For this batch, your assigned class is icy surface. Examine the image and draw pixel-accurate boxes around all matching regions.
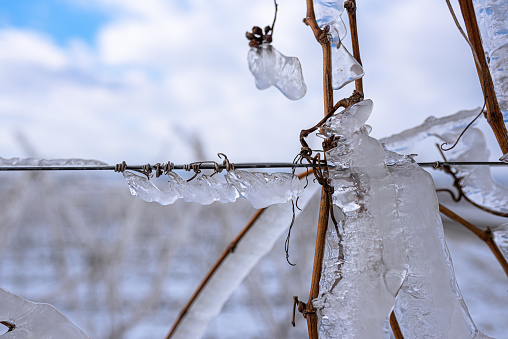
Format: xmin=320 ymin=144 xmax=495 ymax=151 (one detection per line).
xmin=171 ymin=183 xmax=321 ymax=339
xmin=492 ymin=223 xmax=508 ymax=262
xmin=437 ymin=127 xmax=508 ymax=213
xmin=313 ymin=0 xmax=347 ymax=42
xmin=123 ymin=170 xmax=303 ymax=209
xmin=314 ymin=99 xmax=408 ymax=338
xmin=0 ymin=287 xmax=90 ymax=339
xmin=500 ymin=152 xmax=508 ymax=163
xmin=380 ymin=108 xmax=480 ymax=151
xmin=473 ymin=0 xmax=508 ymax=120
xmin=331 ymin=42 xmax=364 ymax=90
xmin=0 ymin=157 xmax=107 ymax=166
xmin=386 ymin=152 xmax=491 ymax=339
xmin=247 ymin=44 xmax=307 ymax=100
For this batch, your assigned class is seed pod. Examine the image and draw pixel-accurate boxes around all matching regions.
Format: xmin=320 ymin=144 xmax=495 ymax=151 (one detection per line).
xmin=246 ymin=32 xmax=254 ymax=40
xmin=249 ymin=40 xmax=260 ymax=48
xmin=263 ymin=35 xmax=272 ymax=43
xmin=264 ymin=26 xmax=271 ymax=34
xmin=252 ymin=26 xmax=263 ymax=36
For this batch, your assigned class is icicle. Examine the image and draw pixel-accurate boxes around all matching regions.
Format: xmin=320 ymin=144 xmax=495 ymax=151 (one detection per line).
xmin=380 ymin=108 xmax=480 ymax=152
xmin=472 ymin=0 xmax=508 ymax=121
xmin=438 ymin=127 xmax=508 ymax=214
xmin=492 ymin=223 xmax=508 ymax=262
xmin=387 ymin=151 xmax=493 ymax=339
xmin=0 ymin=287 xmax=90 ymax=338
xmin=331 ymin=42 xmax=364 ymax=90
xmin=247 ymin=44 xmax=307 ymax=100
xmin=314 ymin=99 xmax=409 ymax=338
xmin=171 ymin=183 xmax=321 ymax=339
xmin=0 ymin=157 xmax=107 ymax=166
xmin=123 ymin=170 xmax=303 ymax=208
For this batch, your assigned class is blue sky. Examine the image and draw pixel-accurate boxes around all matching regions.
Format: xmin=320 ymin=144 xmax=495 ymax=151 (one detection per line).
xmin=0 ymin=0 xmax=108 ymax=45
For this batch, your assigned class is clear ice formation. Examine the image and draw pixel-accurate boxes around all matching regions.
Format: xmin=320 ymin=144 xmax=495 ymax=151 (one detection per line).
xmin=247 ymin=44 xmax=307 ymax=100
xmin=314 ymin=99 xmax=489 ymax=338
xmin=314 ymin=99 xmax=409 ymax=338
xmin=0 ymin=157 xmax=107 ymax=166
xmin=437 ymin=127 xmax=508 ymax=214
xmin=500 ymin=152 xmax=508 ymax=163
xmin=492 ymin=223 xmax=508 ymax=263
xmin=473 ymin=0 xmax=508 ymax=121
xmin=313 ymin=0 xmax=347 ymax=42
xmin=171 ymin=183 xmax=321 ymax=339
xmin=123 ymin=169 xmax=304 ymax=209
xmin=380 ymin=107 xmax=481 ymax=152
xmin=0 ymin=287 xmax=90 ymax=339
xmin=386 ymin=151 xmax=492 ymax=339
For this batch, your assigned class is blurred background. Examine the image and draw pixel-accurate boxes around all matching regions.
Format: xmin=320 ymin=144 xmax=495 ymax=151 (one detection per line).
xmin=0 ymin=0 xmax=507 ymax=338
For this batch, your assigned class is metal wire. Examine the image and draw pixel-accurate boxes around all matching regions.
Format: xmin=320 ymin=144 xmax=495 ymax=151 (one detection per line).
xmin=0 ymin=161 xmax=506 ymax=172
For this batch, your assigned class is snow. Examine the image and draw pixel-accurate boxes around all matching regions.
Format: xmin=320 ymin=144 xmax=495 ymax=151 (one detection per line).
xmin=123 ymin=169 xmax=304 ymax=209
xmin=247 ymin=44 xmax=307 ymax=100
xmin=0 ymin=287 xmax=90 ymax=339
xmin=473 ymin=0 xmax=508 ymax=121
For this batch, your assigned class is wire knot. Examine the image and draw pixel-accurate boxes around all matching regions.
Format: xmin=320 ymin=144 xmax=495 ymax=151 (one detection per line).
xmin=114 ymin=161 xmax=127 ymax=173
xmin=218 ymin=153 xmax=235 ymax=171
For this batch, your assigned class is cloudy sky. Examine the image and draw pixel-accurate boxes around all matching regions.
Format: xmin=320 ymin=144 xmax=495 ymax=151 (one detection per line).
xmin=0 ymin=0 xmax=494 ymax=165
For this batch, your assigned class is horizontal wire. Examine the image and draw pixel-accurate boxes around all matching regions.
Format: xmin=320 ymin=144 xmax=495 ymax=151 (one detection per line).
xmin=0 ymin=161 xmax=506 ymax=172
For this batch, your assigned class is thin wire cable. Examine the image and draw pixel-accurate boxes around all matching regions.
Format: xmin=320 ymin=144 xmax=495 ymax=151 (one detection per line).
xmin=0 ymin=161 xmax=506 ymax=172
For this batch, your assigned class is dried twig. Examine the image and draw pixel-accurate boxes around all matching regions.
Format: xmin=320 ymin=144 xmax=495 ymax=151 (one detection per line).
xmin=457 ymin=0 xmax=508 ymax=154
xmin=439 ymin=204 xmax=508 ymax=278
xmin=390 ymin=312 xmax=405 ymax=339
xmin=344 ymin=0 xmax=363 ymax=94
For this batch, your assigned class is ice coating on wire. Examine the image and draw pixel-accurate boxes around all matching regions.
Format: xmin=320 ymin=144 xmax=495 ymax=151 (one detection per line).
xmin=247 ymin=44 xmax=307 ymax=100
xmin=314 ymin=99 xmax=409 ymax=338
xmin=473 ymin=0 xmax=508 ymax=121
xmin=0 ymin=287 xmax=90 ymax=339
xmin=0 ymin=157 xmax=107 ymax=166
xmin=170 ymin=184 xmax=321 ymax=339
xmin=437 ymin=127 xmax=508 ymax=214
xmin=123 ymin=169 xmax=303 ymax=209
xmin=386 ymin=151 xmax=492 ymax=339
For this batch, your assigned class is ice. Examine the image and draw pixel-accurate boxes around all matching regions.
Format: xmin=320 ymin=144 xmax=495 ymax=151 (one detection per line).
xmin=387 ymin=152 xmax=492 ymax=339
xmin=380 ymin=108 xmax=481 ymax=151
xmin=170 ymin=183 xmax=321 ymax=339
xmin=313 ymin=0 xmax=347 ymax=42
xmin=0 ymin=287 xmax=90 ymax=338
xmin=331 ymin=42 xmax=364 ymax=90
xmin=0 ymin=157 xmax=107 ymax=166
xmin=500 ymin=152 xmax=508 ymax=162
xmin=472 ymin=0 xmax=508 ymax=120
xmin=492 ymin=223 xmax=508 ymax=262
xmin=123 ymin=170 xmax=303 ymax=209
xmin=437 ymin=127 xmax=508 ymax=213
xmin=247 ymin=44 xmax=307 ymax=100
xmin=314 ymin=100 xmax=409 ymax=338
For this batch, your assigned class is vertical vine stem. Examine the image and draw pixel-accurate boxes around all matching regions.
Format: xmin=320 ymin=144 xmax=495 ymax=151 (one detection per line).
xmin=344 ymin=0 xmax=363 ymax=94
xmin=457 ymin=0 xmax=508 ymax=154
xmin=439 ymin=204 xmax=508 ymax=278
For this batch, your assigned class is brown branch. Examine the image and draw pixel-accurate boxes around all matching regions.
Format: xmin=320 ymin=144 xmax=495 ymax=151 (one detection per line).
xmin=439 ymin=204 xmax=508 ymax=278
xmin=165 ymin=170 xmax=313 ymax=339
xmin=390 ymin=312 xmax=404 ymax=339
xmin=305 ymin=188 xmax=330 ymax=339
xmin=344 ymin=0 xmax=363 ymax=94
xmin=457 ymin=0 xmax=508 ymax=154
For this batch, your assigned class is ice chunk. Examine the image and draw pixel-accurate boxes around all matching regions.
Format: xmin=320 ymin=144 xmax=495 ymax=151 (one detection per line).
xmin=438 ymin=127 xmax=508 ymax=213
xmin=331 ymin=42 xmax=364 ymax=90
xmin=500 ymin=152 xmax=508 ymax=163
xmin=247 ymin=44 xmax=307 ymax=100
xmin=380 ymin=108 xmax=481 ymax=152
xmin=0 ymin=157 xmax=107 ymax=166
xmin=225 ymin=170 xmax=303 ymax=209
xmin=0 ymin=287 xmax=90 ymax=338
xmin=313 ymin=0 xmax=347 ymax=42
xmin=492 ymin=223 xmax=508 ymax=262
xmin=472 ymin=0 xmax=508 ymax=120
xmin=123 ymin=170 xmax=303 ymax=208
xmin=388 ymin=153 xmax=492 ymax=339
xmin=314 ymin=100 xmax=408 ymax=338
xmin=170 ymin=183 xmax=321 ymax=339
